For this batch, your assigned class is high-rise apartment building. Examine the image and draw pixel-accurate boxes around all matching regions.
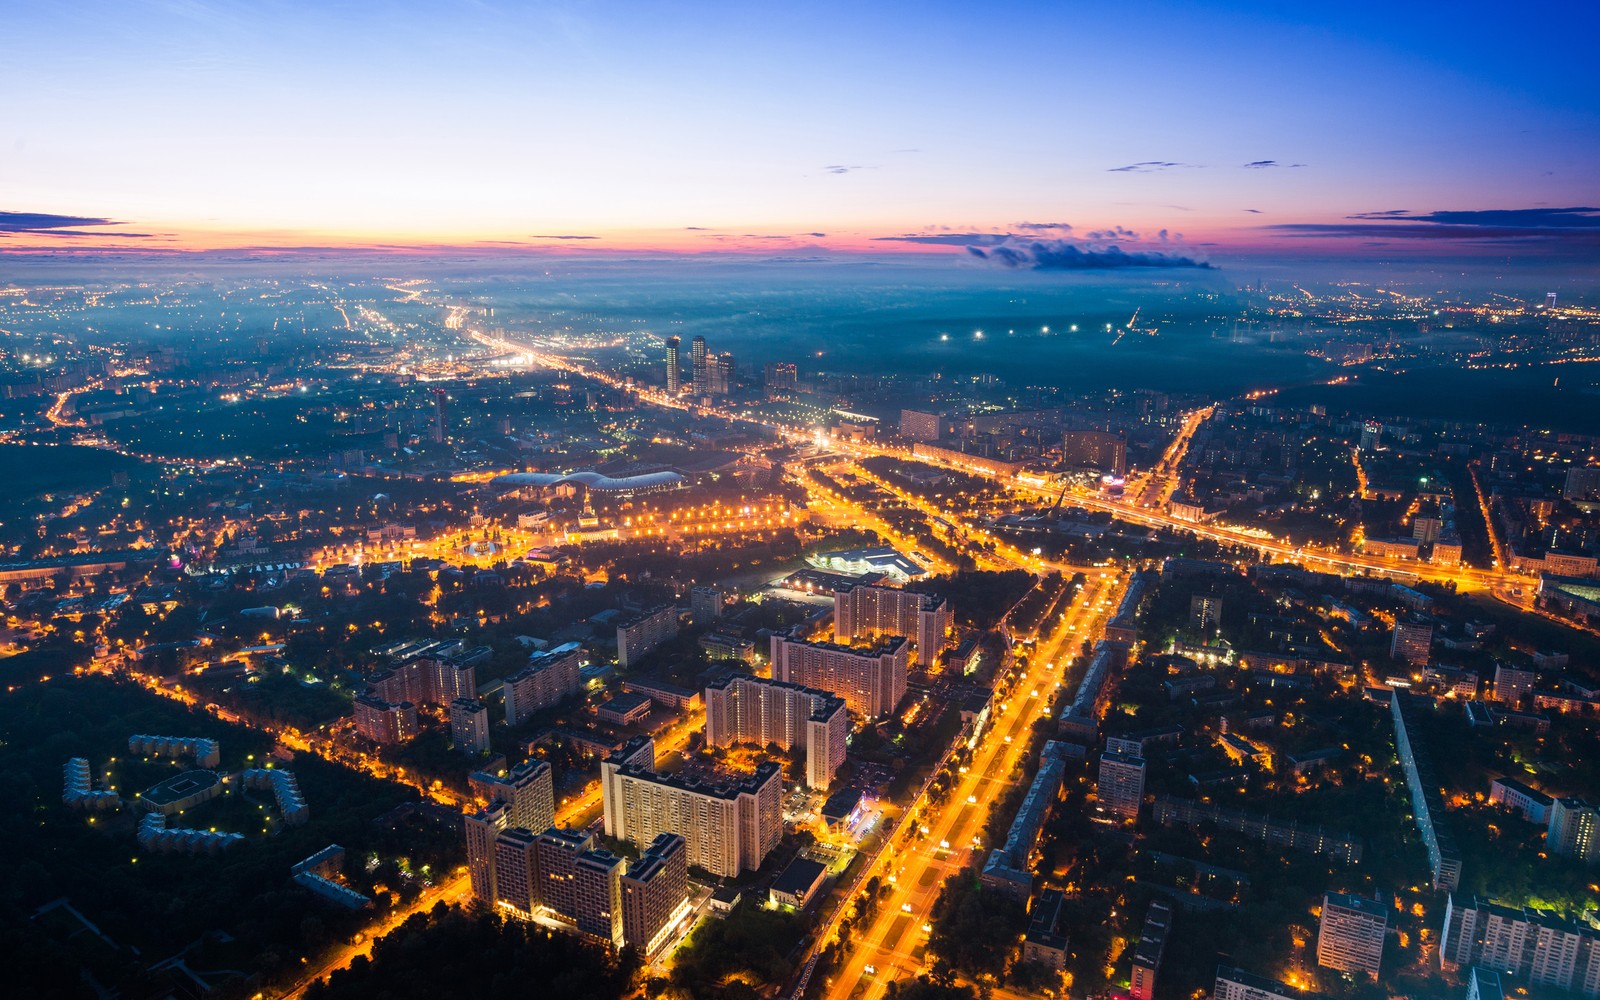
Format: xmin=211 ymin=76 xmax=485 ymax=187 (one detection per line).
xmin=601 ymin=738 xmax=781 ymax=878
xmin=620 ymin=833 xmax=690 ymax=957
xmin=533 ymin=827 xmax=625 ymax=948
xmin=690 ymin=336 xmax=709 ymax=396
xmin=493 ymin=825 xmax=540 ymax=914
xmin=705 ymin=675 xmax=847 ymax=789
xmin=1391 ymin=619 xmax=1434 ymax=665
xmin=1129 ymin=900 xmax=1173 ymax=1000
xmin=1061 ymin=429 xmax=1127 ymax=475
xmin=1441 ymin=894 xmax=1600 ymax=996
xmin=690 ymin=585 xmax=725 ymax=624
xmin=832 ymin=582 xmax=952 ymax=668
xmin=1190 ymin=593 xmax=1223 ymax=632
xmin=665 ymin=336 xmax=682 ymax=394
xmin=770 ymin=632 xmax=908 ymax=719
xmin=1547 ymin=797 xmax=1600 ymax=863
xmin=367 ymin=648 xmax=478 ymax=707
xmin=352 ymin=694 xmax=418 ymax=744
xmin=465 ymin=799 xmax=510 ymax=903
xmin=449 ymin=697 xmax=490 ymax=754
xmin=899 ymin=408 xmax=941 ymax=442
xmin=1493 ymin=663 xmax=1536 ymax=706
xmin=504 ymin=643 xmax=583 ymax=724
xmin=1096 ymin=750 xmax=1146 ymax=820
xmin=1317 ymin=891 xmax=1388 ymax=979
xmin=616 ymin=604 xmax=678 ymax=669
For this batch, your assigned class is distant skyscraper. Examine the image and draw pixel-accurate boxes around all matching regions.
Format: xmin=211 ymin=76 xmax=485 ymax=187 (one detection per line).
xmin=1360 ymin=421 xmax=1383 ymax=452
xmin=1546 ymin=292 xmax=1558 ymax=310
xmin=665 ymin=337 xmax=682 ymax=393
xmin=690 ymin=335 xmax=709 ymax=395
xmin=709 ymin=352 xmax=734 ymax=395
xmin=764 ymin=361 xmax=797 ymax=394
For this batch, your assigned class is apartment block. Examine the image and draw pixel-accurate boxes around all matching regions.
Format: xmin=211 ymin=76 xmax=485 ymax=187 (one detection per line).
xmin=832 ymin=582 xmax=952 ymax=667
xmin=617 ymin=604 xmax=679 ymax=668
xmin=449 ymin=697 xmax=490 ymax=754
xmin=620 ymin=833 xmax=690 ymax=957
xmin=705 ymin=674 xmax=848 ymax=789
xmin=1096 ymin=750 xmax=1146 ymax=820
xmin=352 ymin=694 xmax=418 ymax=744
xmin=504 ymin=643 xmax=583 ymax=725
xmin=601 ymin=738 xmax=781 ymax=878
xmin=770 ymin=632 xmax=908 ymax=719
xmin=1317 ymin=891 xmax=1388 ymax=979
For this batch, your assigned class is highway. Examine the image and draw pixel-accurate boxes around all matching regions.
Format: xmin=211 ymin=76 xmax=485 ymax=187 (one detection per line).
xmin=813 ymin=569 xmax=1126 ymax=1000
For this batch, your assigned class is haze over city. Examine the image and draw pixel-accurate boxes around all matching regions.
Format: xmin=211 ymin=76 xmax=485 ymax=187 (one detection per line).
xmin=3 ymin=5 xmax=1600 ymax=1000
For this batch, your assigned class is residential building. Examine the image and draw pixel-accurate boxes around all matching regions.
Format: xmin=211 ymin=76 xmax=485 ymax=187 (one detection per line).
xmin=1317 ymin=891 xmax=1388 ymax=979
xmin=601 ymin=738 xmax=781 ymax=878
xmin=899 ymin=409 xmax=941 ymax=442
xmin=690 ymin=585 xmax=725 ymax=624
xmin=1190 ymin=593 xmax=1223 ymax=632
xmin=1440 ymin=895 xmax=1600 ymax=996
xmin=503 ymin=643 xmax=583 ymax=724
xmin=465 ymin=800 xmax=510 ymax=904
xmin=1391 ymin=619 xmax=1435 ymax=664
xmin=597 ymin=692 xmax=652 ymax=726
xmin=980 ymin=741 xmax=1072 ymax=901
xmin=493 ymin=826 xmax=541 ymax=915
xmin=1547 ymin=797 xmax=1600 ymax=863
xmin=616 ymin=604 xmax=678 ymax=669
xmin=620 ymin=833 xmax=690 ymax=957
xmin=352 ymin=694 xmax=417 ymax=744
xmin=1096 ymin=750 xmax=1146 ymax=820
xmin=1489 ymin=777 xmax=1552 ymax=824
xmin=450 ymin=697 xmax=490 ymax=754
xmin=1493 ymin=663 xmax=1536 ymax=706
xmin=1129 ymin=900 xmax=1173 ymax=1000
xmin=832 ymin=581 xmax=952 ymax=667
xmin=1214 ymin=966 xmax=1333 ymax=1000
xmin=705 ymin=674 xmax=848 ymax=789
xmin=1022 ymin=887 xmax=1070 ymax=971
xmin=770 ymin=632 xmax=908 ymax=719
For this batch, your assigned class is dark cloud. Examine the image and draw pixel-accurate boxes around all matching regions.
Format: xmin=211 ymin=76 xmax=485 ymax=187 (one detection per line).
xmin=805 ymin=232 xmax=827 ymax=238
xmin=1243 ymin=208 xmax=1264 ymax=214
xmin=684 ymin=226 xmax=711 ymax=231
xmin=0 ymin=210 xmax=117 ymax=232
xmin=966 ymin=240 xmax=1212 ymax=271
xmin=1346 ymin=207 xmax=1600 ymax=228
xmin=528 ymin=234 xmax=600 ymax=240
xmin=1267 ymin=206 xmax=1600 ymax=249
xmin=823 ymin=165 xmax=864 ymax=174
xmin=1013 ymin=221 xmax=1073 ymax=231
xmin=1084 ymin=226 xmax=1139 ymax=241
xmin=0 ymin=210 xmax=157 ymax=238
xmin=1243 ymin=160 xmax=1305 ymax=169
xmin=1107 ymin=161 xmax=1188 ymax=173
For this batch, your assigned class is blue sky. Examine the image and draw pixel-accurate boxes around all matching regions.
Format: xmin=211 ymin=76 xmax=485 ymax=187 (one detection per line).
xmin=3 ymin=1 xmax=1596 ymax=258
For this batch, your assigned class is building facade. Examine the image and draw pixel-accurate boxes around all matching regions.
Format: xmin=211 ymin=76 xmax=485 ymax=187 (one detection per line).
xmin=832 ymin=582 xmax=952 ymax=668
xmin=1097 ymin=750 xmax=1146 ymax=820
xmin=601 ymin=738 xmax=781 ymax=878
xmin=1317 ymin=891 xmax=1388 ymax=979
xmin=503 ymin=643 xmax=583 ymax=724
xmin=704 ymin=674 xmax=848 ymax=789
xmin=770 ymin=632 xmax=908 ymax=719
xmin=616 ymin=604 xmax=678 ymax=669
xmin=449 ymin=697 xmax=490 ymax=754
